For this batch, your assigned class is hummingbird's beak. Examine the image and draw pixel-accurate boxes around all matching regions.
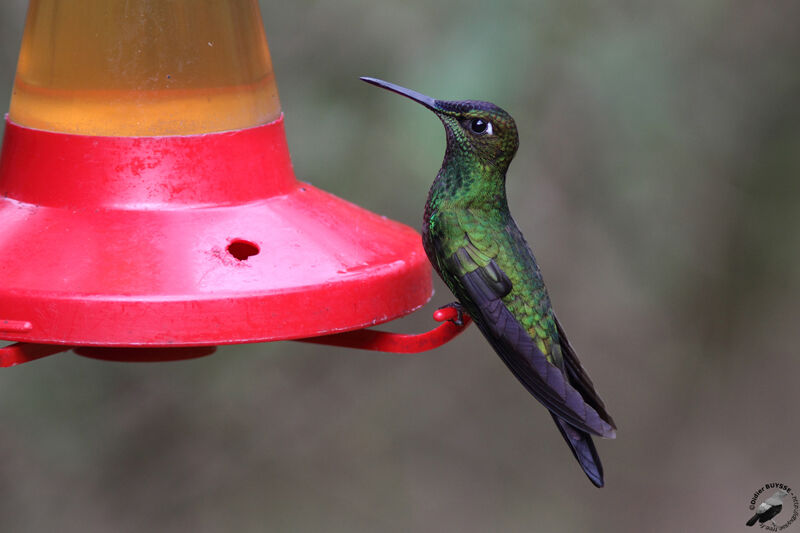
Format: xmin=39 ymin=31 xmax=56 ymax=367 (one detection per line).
xmin=360 ymin=77 xmax=440 ymax=112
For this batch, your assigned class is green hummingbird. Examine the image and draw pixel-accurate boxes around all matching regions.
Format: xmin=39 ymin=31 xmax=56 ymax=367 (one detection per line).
xmin=361 ymin=77 xmax=617 ymax=487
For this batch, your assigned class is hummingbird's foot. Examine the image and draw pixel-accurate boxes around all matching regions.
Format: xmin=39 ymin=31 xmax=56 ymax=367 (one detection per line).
xmin=436 ymin=302 xmax=466 ymax=326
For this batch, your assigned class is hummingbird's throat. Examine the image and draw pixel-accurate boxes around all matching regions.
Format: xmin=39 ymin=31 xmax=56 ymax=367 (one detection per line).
xmin=434 ymin=156 xmax=508 ymax=209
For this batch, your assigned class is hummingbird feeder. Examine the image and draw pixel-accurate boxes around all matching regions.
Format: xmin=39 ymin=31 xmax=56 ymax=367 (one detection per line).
xmin=0 ymin=0 xmax=471 ymax=366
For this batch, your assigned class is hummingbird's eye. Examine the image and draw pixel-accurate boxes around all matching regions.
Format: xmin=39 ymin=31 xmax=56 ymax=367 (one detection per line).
xmin=468 ymin=118 xmax=493 ymax=135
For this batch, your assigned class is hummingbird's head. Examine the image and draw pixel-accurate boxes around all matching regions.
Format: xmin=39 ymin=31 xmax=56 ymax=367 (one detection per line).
xmin=361 ymin=77 xmax=519 ymax=171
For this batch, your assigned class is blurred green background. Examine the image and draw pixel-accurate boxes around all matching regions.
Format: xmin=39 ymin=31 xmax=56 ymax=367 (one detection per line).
xmin=2 ymin=1 xmax=800 ymax=531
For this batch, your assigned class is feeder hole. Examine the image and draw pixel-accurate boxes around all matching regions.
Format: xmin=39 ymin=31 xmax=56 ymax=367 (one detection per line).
xmin=227 ymin=240 xmax=260 ymax=261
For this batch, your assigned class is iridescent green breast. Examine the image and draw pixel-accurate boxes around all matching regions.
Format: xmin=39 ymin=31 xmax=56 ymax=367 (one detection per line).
xmin=425 ymin=199 xmax=561 ymax=364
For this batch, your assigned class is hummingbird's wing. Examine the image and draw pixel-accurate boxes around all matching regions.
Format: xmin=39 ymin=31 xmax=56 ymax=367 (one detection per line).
xmin=445 ymin=241 xmax=616 ymax=439
xmin=555 ymin=316 xmax=616 ymax=428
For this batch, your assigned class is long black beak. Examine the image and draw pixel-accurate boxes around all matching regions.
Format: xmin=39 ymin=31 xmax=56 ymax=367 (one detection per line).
xmin=360 ymin=77 xmax=439 ymax=111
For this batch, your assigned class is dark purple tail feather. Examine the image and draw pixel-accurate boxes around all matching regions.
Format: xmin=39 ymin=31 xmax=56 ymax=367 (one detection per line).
xmin=551 ymin=414 xmax=604 ymax=488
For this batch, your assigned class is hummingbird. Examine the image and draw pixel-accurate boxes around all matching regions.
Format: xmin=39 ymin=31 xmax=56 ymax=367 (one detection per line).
xmin=361 ymin=77 xmax=617 ymax=487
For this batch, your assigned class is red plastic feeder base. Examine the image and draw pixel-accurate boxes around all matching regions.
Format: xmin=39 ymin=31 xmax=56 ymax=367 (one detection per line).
xmin=0 ymin=115 xmax=437 ymax=357
xmin=0 ymin=307 xmax=472 ymax=365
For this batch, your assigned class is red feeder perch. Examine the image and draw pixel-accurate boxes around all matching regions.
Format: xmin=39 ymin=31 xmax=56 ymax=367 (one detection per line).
xmin=0 ymin=0 xmax=470 ymax=366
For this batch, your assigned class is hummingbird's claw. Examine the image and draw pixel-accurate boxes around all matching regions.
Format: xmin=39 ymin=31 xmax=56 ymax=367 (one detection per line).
xmin=435 ymin=302 xmax=466 ymax=326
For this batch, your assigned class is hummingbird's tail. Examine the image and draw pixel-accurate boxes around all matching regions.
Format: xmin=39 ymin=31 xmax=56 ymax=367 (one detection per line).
xmin=551 ymin=413 xmax=604 ymax=487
